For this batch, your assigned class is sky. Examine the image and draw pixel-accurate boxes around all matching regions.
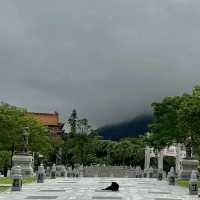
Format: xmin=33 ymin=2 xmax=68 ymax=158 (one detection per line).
xmin=1 ymin=0 xmax=200 ymax=127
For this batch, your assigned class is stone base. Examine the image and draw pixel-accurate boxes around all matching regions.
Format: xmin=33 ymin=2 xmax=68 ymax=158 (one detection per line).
xmin=12 ymin=154 xmax=34 ymax=177
xmin=189 ymin=181 xmax=198 ymax=195
xmin=11 ymin=174 xmax=22 ymax=191
xmin=179 ymin=159 xmax=199 ymax=180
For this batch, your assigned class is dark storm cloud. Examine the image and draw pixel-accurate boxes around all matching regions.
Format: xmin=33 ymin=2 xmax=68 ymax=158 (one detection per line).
xmin=1 ymin=0 xmax=200 ymax=127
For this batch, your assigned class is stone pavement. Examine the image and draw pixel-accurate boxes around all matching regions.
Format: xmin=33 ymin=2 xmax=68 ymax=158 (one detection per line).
xmin=0 ymin=177 xmax=199 ymax=200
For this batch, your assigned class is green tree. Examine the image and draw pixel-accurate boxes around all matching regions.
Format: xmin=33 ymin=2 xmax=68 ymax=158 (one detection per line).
xmin=77 ymin=118 xmax=92 ymax=135
xmin=148 ymin=86 xmax=200 ymax=158
xmin=64 ymin=109 xmax=146 ymax=167
xmin=0 ymin=151 xmax=11 ymax=176
xmin=0 ymin=102 xmax=52 ymax=171
xmin=68 ymin=109 xmax=77 ymax=134
xmin=63 ymin=133 xmax=97 ymax=166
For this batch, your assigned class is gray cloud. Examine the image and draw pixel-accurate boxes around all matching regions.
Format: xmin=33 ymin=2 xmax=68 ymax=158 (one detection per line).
xmin=1 ymin=0 xmax=200 ymax=127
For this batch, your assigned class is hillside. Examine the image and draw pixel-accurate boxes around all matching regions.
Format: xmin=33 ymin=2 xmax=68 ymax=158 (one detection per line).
xmin=98 ymin=114 xmax=153 ymax=140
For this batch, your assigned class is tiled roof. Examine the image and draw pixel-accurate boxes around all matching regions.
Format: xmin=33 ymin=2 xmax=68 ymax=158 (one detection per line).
xmin=27 ymin=112 xmax=59 ymax=126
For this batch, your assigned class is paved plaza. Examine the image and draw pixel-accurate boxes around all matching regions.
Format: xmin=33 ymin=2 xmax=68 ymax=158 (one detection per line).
xmin=0 ymin=178 xmax=198 ymax=200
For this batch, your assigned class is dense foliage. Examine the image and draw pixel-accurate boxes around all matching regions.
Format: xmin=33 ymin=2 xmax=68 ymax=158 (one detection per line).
xmin=62 ymin=134 xmax=145 ymax=167
xmin=147 ymin=86 xmax=200 ymax=158
xmin=61 ymin=110 xmax=146 ymax=167
xmin=0 ymin=102 xmax=52 ymax=175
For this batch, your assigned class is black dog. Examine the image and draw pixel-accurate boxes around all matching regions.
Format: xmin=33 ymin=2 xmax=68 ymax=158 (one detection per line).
xmin=102 ymin=182 xmax=119 ymax=191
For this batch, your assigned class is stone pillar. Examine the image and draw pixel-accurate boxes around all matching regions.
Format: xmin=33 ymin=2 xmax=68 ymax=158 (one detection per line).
xmin=144 ymin=147 xmax=150 ymax=170
xmin=7 ymin=170 xmax=11 ymax=177
xmin=144 ymin=146 xmax=151 ymax=178
xmin=50 ymin=164 xmax=56 ymax=179
xmin=79 ymin=165 xmax=84 ymax=177
xmin=37 ymin=164 xmax=45 ymax=183
xmin=60 ymin=166 xmax=66 ymax=177
xmin=46 ymin=167 xmax=50 ymax=177
xmin=176 ymin=144 xmax=181 ymax=175
xmin=158 ymin=151 xmax=164 ymax=171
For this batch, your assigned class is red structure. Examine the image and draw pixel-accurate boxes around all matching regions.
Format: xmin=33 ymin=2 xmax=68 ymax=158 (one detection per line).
xmin=27 ymin=112 xmax=64 ymax=137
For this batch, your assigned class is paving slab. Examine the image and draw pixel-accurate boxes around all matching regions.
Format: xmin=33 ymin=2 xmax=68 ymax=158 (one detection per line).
xmin=0 ymin=177 xmax=199 ymax=200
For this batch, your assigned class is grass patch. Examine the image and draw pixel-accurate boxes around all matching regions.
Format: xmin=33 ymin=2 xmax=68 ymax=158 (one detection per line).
xmin=176 ymin=179 xmax=200 ymax=188
xmin=0 ymin=186 xmax=10 ymax=192
xmin=0 ymin=177 xmax=36 ymax=192
xmin=0 ymin=177 xmax=36 ymax=185
xmin=0 ymin=177 xmax=12 ymax=185
xmin=176 ymin=179 xmax=189 ymax=187
xmin=22 ymin=177 xmax=36 ymax=184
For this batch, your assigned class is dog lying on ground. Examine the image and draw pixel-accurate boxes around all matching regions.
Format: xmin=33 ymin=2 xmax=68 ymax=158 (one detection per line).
xmin=102 ymin=182 xmax=119 ymax=191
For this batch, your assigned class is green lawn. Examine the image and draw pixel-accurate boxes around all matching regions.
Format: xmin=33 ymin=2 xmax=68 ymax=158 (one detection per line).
xmin=176 ymin=179 xmax=200 ymax=188
xmin=0 ymin=177 xmax=36 ymax=192
xmin=0 ymin=186 xmax=10 ymax=192
xmin=22 ymin=177 xmax=36 ymax=184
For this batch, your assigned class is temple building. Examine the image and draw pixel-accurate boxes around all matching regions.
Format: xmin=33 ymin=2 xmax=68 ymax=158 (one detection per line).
xmin=27 ymin=112 xmax=64 ymax=137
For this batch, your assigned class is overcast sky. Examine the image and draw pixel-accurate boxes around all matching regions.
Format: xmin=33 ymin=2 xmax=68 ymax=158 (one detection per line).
xmin=1 ymin=0 xmax=200 ymax=127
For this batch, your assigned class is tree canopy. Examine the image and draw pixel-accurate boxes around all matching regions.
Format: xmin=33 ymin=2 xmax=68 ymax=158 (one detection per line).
xmin=0 ymin=102 xmax=52 ymax=164
xmin=148 ymin=86 xmax=200 ymax=158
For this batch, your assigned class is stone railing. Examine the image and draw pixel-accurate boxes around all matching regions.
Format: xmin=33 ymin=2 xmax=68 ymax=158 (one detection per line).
xmin=78 ymin=166 xmax=143 ymax=178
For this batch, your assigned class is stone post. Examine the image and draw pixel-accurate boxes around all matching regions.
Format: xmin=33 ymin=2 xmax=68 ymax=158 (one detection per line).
xmin=37 ymin=164 xmax=45 ymax=183
xmin=168 ymin=167 xmax=175 ymax=185
xmin=60 ymin=166 xmax=66 ymax=177
xmin=144 ymin=147 xmax=150 ymax=170
xmin=7 ymin=169 xmax=11 ymax=177
xmin=144 ymin=146 xmax=151 ymax=178
xmin=158 ymin=151 xmax=164 ymax=180
xmin=50 ymin=164 xmax=56 ymax=179
xmin=158 ymin=151 xmax=163 ymax=171
xmin=189 ymin=170 xmax=198 ymax=195
xmin=79 ymin=165 xmax=84 ymax=177
xmin=136 ymin=166 xmax=141 ymax=178
xmin=11 ymin=166 xmax=22 ymax=191
xmin=46 ymin=167 xmax=50 ymax=177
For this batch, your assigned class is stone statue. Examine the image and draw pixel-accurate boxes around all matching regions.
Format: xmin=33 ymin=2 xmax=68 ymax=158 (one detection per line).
xmin=12 ymin=127 xmax=33 ymax=177
xmin=185 ymin=137 xmax=192 ymax=159
xmin=22 ymin=127 xmax=30 ymax=153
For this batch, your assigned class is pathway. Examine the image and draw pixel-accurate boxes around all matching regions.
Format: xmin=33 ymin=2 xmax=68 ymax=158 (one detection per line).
xmin=0 ymin=177 xmax=198 ymax=200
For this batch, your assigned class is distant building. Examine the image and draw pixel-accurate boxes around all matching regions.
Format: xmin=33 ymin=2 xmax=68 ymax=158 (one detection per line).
xmin=27 ymin=112 xmax=64 ymax=137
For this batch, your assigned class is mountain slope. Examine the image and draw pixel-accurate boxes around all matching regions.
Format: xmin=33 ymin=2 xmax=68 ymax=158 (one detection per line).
xmin=98 ymin=114 xmax=153 ymax=140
